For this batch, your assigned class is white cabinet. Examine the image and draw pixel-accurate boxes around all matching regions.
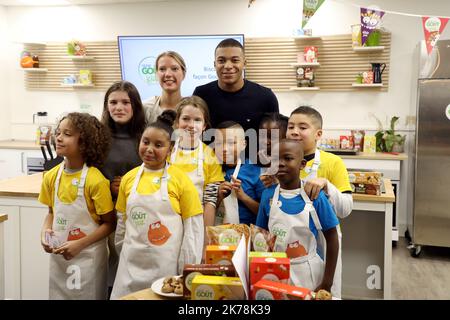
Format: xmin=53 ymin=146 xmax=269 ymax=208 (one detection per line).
xmin=1 ymin=198 xmax=49 ymax=299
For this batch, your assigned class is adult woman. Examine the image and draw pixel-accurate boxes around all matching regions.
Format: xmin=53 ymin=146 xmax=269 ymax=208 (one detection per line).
xmin=143 ymin=51 xmax=187 ymax=123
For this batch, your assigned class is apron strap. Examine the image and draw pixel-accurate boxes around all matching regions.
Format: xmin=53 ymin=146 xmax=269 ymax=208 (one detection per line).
xmin=131 ymin=163 xmax=169 ymax=202
xmin=300 ymin=188 xmax=322 ymax=231
xmin=77 ymin=164 xmax=89 ymax=197
xmin=160 ymin=164 xmax=169 ymax=201
xmin=54 ymin=162 xmax=65 ymax=199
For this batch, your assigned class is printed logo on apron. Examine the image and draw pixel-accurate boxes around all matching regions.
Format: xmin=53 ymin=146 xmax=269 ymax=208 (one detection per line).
xmin=286 ymin=240 xmax=308 ymax=258
xmin=148 ymin=220 xmax=172 ymax=246
xmin=129 ymin=206 xmax=148 ymax=227
xmin=272 ymin=222 xmax=289 ymax=247
xmin=67 ymin=227 xmax=86 ymax=241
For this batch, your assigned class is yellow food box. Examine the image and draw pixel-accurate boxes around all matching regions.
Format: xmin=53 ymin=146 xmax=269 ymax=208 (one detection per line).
xmin=191 ymin=275 xmax=245 ymax=300
xmin=249 ymin=251 xmax=287 ymax=260
xmin=205 ymin=245 xmax=236 ymax=265
xmin=363 ymin=135 xmax=376 ymax=153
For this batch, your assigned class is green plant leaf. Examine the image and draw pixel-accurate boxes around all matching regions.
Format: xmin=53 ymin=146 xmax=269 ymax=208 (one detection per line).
xmin=390 ymin=116 xmax=399 ymax=131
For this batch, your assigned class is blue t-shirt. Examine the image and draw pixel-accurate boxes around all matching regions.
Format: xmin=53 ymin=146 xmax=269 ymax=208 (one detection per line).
xmin=256 ymin=185 xmax=339 ymax=239
xmin=224 ymin=159 xmax=266 ymax=225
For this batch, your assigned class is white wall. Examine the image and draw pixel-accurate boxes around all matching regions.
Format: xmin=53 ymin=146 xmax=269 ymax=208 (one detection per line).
xmin=4 ymin=0 xmax=450 ymax=140
xmin=0 ymin=5 xmax=9 ymax=141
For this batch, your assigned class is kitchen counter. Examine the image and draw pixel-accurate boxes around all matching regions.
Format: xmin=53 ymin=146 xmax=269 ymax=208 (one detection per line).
xmin=0 ymin=173 xmax=395 ymax=203
xmin=0 ymin=140 xmax=41 ymax=150
xmin=0 ymin=173 xmax=42 ymax=197
xmin=338 ymin=152 xmax=407 ymax=161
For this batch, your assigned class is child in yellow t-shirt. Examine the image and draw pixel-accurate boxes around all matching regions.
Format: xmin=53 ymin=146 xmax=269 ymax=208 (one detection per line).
xmin=39 ymin=112 xmax=115 ymax=300
xmin=168 ymin=96 xmax=224 ymax=228
xmin=286 ymin=106 xmax=353 ymax=299
xmin=110 ymin=111 xmax=204 ymax=299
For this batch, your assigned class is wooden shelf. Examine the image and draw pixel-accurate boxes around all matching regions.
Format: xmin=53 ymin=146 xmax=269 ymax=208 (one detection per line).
xmin=60 ymin=83 xmax=95 ymax=88
xmin=352 ymin=83 xmax=383 ymax=87
xmin=293 ymin=36 xmax=322 ymax=40
xmin=289 ymin=62 xmax=320 ymax=68
xmin=353 ymin=46 xmax=385 ymax=52
xmin=64 ymin=56 xmax=95 ymax=61
xmin=289 ymin=86 xmax=320 ymax=91
xmin=20 ymin=68 xmax=48 ymax=73
xmin=17 ymin=42 xmax=47 ymax=46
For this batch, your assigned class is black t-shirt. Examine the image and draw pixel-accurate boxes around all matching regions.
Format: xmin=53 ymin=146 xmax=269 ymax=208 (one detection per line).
xmin=193 ymin=79 xmax=279 ymax=131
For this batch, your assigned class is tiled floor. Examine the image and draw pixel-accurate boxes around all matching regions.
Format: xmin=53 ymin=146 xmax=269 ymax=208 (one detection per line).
xmin=391 ymin=237 xmax=450 ymax=299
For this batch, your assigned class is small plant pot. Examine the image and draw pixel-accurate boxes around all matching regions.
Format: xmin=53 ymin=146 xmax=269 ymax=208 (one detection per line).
xmin=392 ymin=142 xmax=404 ymax=153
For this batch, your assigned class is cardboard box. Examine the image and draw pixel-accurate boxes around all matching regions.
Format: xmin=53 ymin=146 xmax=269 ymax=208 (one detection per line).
xmin=182 ymin=264 xmax=236 ymax=299
xmin=253 ymin=279 xmax=312 ymax=300
xmin=205 ymin=245 xmax=236 ymax=265
xmin=191 ymin=275 xmax=244 ymax=300
xmin=348 ymin=172 xmax=382 ymax=184
xmin=249 ymin=257 xmax=290 ymax=300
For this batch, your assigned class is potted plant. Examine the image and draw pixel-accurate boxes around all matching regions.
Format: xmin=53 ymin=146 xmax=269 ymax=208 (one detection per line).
xmin=374 ymin=116 xmax=406 ymax=153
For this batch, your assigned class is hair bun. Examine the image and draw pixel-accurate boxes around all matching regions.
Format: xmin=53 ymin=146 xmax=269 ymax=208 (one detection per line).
xmin=157 ymin=109 xmax=176 ymax=127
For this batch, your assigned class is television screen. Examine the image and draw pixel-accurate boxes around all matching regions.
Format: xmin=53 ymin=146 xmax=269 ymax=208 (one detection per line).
xmin=117 ymin=34 xmax=245 ymax=101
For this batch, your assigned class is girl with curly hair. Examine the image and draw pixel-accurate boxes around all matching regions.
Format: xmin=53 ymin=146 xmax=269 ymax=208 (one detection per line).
xmin=39 ymin=112 xmax=116 ymax=300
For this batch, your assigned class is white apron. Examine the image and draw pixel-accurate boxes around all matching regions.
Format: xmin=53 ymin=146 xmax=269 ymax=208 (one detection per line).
xmin=110 ymin=164 xmax=183 ymax=299
xmin=50 ymin=164 xmax=108 ymax=300
xmin=268 ymin=185 xmax=326 ymax=292
xmin=303 ymin=149 xmax=342 ymax=298
xmin=215 ymin=159 xmax=241 ymax=225
xmin=170 ymin=138 xmax=204 ymax=202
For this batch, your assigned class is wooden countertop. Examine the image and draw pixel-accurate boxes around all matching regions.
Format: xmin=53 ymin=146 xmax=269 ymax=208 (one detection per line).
xmin=120 ymin=288 xmax=169 ymax=300
xmin=0 ymin=173 xmax=42 ymax=197
xmin=339 ymin=152 xmax=407 ymax=160
xmin=0 ymin=140 xmax=41 ymax=150
xmin=352 ymin=178 xmax=395 ymax=203
xmin=0 ymin=214 xmax=7 ymax=223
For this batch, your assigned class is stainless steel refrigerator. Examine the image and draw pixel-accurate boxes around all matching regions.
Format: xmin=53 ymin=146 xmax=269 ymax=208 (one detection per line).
xmin=409 ymin=39 xmax=450 ymax=256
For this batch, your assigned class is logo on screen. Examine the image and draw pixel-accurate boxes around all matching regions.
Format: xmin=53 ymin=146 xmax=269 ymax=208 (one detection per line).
xmin=138 ymin=56 xmax=157 ymax=85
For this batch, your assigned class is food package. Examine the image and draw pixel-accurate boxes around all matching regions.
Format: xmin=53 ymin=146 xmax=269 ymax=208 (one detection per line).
xmin=340 ymin=135 xmax=354 ymax=150
xmin=250 ymin=224 xmax=276 ymax=252
xmin=349 ymin=171 xmax=382 ymax=195
xmin=351 ymin=130 xmax=365 ymax=152
xmin=182 ymin=264 xmax=236 ymax=299
xmin=348 ymin=171 xmax=382 ymax=184
xmin=249 ymin=251 xmax=287 ymax=260
xmin=249 ymin=257 xmax=290 ymax=300
xmin=304 ymin=46 xmax=318 ymax=63
xmin=79 ymin=70 xmax=92 ymax=85
xmin=363 ymin=71 xmax=374 ymax=84
xmin=363 ymin=135 xmax=376 ymax=153
xmin=253 ymin=279 xmax=312 ymax=300
xmin=205 ymin=245 xmax=237 ymax=265
xmin=206 ymin=224 xmax=250 ymax=247
xmin=191 ymin=275 xmax=245 ymax=300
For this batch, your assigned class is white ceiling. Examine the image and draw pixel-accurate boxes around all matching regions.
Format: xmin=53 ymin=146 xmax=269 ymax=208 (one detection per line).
xmin=0 ymin=0 xmax=174 ymax=6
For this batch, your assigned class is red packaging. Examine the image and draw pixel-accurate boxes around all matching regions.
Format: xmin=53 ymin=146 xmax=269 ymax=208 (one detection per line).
xmin=249 ymin=257 xmax=290 ymax=300
xmin=304 ymin=46 xmax=318 ymax=63
xmin=253 ymin=279 xmax=312 ymax=300
xmin=340 ymin=135 xmax=354 ymax=149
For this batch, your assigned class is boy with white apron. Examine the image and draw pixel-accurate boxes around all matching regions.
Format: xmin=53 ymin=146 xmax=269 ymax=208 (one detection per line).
xmin=287 ymin=107 xmax=353 ymax=298
xmin=214 ymin=122 xmax=266 ymax=225
xmin=256 ymin=139 xmax=339 ymax=296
